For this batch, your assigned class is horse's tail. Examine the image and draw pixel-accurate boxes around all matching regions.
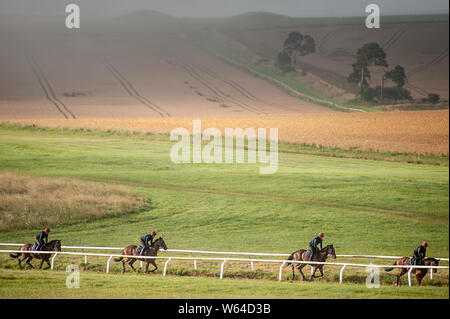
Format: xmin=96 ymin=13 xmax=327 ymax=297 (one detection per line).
xmin=114 ymin=256 xmax=124 ymax=262
xmin=10 ymin=253 xmax=20 ymax=258
xmin=284 ymin=252 xmax=295 ymax=267
xmin=384 ymin=262 xmax=397 ymax=272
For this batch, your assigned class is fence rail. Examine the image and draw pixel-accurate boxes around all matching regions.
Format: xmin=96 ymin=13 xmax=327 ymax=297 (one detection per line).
xmin=1 ymin=243 xmax=448 ymax=261
xmin=1 ymin=248 xmax=448 ymax=287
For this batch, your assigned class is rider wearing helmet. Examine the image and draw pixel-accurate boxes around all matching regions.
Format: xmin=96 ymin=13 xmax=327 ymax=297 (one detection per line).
xmin=139 ymin=231 xmax=157 ymax=256
xmin=412 ymin=242 xmax=428 ymax=266
xmin=35 ymin=227 xmax=50 ymax=251
xmin=309 ymin=232 xmax=324 ymax=261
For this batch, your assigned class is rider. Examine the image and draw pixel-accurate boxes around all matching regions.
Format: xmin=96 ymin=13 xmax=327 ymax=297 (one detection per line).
xmin=412 ymin=242 xmax=428 ymax=266
xmin=35 ymin=227 xmax=50 ymax=251
xmin=309 ymin=232 xmax=324 ymax=261
xmin=139 ymin=231 xmax=156 ymax=256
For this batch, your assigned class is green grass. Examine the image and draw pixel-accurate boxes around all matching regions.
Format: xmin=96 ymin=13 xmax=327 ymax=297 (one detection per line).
xmin=0 ymin=126 xmax=448 ymax=298
xmin=0 ymin=269 xmax=447 ymax=299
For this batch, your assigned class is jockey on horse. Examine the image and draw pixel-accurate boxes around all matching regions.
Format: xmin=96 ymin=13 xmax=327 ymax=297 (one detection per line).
xmin=309 ymin=232 xmax=325 ymax=261
xmin=139 ymin=231 xmax=157 ymax=256
xmin=35 ymin=227 xmax=50 ymax=251
xmin=412 ymin=242 xmax=428 ymax=266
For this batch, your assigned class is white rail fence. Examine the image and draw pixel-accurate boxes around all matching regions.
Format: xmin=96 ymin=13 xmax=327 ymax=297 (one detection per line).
xmin=0 ymin=244 xmax=448 ymax=287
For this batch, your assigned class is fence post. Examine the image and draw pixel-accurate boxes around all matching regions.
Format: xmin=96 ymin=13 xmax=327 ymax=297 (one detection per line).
xmin=220 ymin=259 xmax=227 ymax=279
xmin=430 ymin=268 xmax=433 ymax=280
xmin=51 ymin=252 xmax=58 ymax=270
xmin=408 ymin=267 xmax=413 ymax=286
xmin=82 ymin=249 xmax=87 ymax=264
xmin=106 ymin=255 xmax=113 ymax=273
xmin=339 ymin=265 xmax=346 ymax=284
xmin=163 ymin=258 xmax=172 ymax=277
xmin=248 ymin=256 xmax=255 ymax=272
xmin=279 ymin=261 xmax=287 ymax=281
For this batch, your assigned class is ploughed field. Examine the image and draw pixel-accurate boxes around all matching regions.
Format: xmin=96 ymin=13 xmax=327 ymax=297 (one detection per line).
xmin=227 ymin=21 xmax=449 ymax=99
xmin=0 ymin=34 xmax=331 ymax=120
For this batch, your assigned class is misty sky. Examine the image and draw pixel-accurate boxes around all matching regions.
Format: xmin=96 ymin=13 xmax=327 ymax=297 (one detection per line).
xmin=0 ymin=0 xmax=448 ymax=18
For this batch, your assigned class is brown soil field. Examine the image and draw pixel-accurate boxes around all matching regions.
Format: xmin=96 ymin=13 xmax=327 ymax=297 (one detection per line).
xmin=6 ymin=110 xmax=449 ymax=155
xmin=0 ymin=34 xmax=332 ymax=120
xmin=226 ymin=22 xmax=449 ymax=99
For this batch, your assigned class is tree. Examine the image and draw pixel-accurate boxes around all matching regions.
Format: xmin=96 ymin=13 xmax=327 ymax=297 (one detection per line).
xmin=428 ymin=93 xmax=440 ymax=104
xmin=348 ymin=42 xmax=388 ymax=88
xmin=275 ymin=51 xmax=294 ymax=73
xmin=385 ymin=65 xmax=407 ymax=87
xmin=282 ymin=32 xmax=315 ymax=69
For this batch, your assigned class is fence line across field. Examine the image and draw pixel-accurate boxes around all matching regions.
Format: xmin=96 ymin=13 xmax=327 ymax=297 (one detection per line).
xmin=0 ymin=249 xmax=448 ymax=287
xmin=1 ymin=243 xmax=448 ymax=262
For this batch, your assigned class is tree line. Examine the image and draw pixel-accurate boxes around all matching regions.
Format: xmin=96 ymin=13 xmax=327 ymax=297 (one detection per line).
xmin=275 ymin=32 xmax=440 ymax=104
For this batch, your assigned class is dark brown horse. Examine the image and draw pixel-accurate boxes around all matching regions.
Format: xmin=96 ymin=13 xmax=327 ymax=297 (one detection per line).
xmin=114 ymin=237 xmax=167 ymax=274
xmin=285 ymin=244 xmax=337 ymax=281
xmin=385 ymin=257 xmax=439 ymax=286
xmin=10 ymin=240 xmax=62 ymax=270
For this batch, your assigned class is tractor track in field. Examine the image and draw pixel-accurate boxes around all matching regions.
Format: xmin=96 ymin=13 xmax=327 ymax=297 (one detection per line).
xmin=382 ymin=29 xmax=405 ymax=52
xmin=77 ymin=176 xmax=445 ymax=224
xmin=169 ymin=57 xmax=264 ymax=115
xmin=26 ymin=56 xmax=76 ymax=119
xmin=407 ymin=47 xmax=449 ymax=78
xmin=194 ymin=63 xmax=303 ymax=113
xmin=99 ymin=57 xmax=171 ymax=118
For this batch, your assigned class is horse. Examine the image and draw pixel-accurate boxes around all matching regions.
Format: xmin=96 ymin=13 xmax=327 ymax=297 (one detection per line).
xmin=114 ymin=237 xmax=167 ymax=274
xmin=285 ymin=244 xmax=336 ymax=281
xmin=385 ymin=257 xmax=439 ymax=286
xmin=9 ymin=240 xmax=62 ymax=270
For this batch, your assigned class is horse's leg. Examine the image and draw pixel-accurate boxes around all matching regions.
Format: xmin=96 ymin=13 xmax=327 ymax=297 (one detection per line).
xmin=18 ymin=254 xmax=24 ymax=269
xmin=291 ymin=265 xmax=295 ymax=280
xmin=121 ymin=260 xmax=126 ymax=273
xmin=38 ymin=258 xmax=44 ymax=270
xmin=298 ymin=264 xmax=307 ymax=281
xmin=45 ymin=258 xmax=51 ymax=270
xmin=26 ymin=256 xmax=35 ymax=269
xmin=129 ymin=259 xmax=137 ymax=272
xmin=396 ymin=269 xmax=405 ymax=286
xmin=416 ymin=272 xmax=423 ymax=286
xmin=310 ymin=266 xmax=318 ymax=280
xmin=148 ymin=260 xmax=157 ymax=273
xmin=316 ymin=265 xmax=324 ymax=278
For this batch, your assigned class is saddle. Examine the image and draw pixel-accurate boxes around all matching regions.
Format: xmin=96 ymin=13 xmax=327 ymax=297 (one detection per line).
xmin=32 ymin=243 xmax=38 ymax=251
xmin=306 ymin=249 xmax=313 ymax=260
xmin=137 ymin=246 xmax=144 ymax=254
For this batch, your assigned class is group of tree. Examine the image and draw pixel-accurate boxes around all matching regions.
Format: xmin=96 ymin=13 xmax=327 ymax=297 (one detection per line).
xmin=347 ymin=42 xmax=412 ymax=102
xmin=276 ymin=32 xmax=315 ymax=73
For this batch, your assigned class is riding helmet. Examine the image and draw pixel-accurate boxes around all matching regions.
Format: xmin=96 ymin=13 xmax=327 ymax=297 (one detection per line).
xmin=44 ymin=227 xmax=50 ymax=233
xmin=422 ymin=241 xmax=428 ymax=247
xmin=318 ymin=232 xmax=324 ymax=238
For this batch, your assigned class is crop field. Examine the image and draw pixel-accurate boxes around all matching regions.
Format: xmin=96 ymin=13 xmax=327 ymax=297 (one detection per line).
xmin=5 ymin=109 xmax=449 ymax=155
xmin=0 ymin=125 xmax=448 ymax=298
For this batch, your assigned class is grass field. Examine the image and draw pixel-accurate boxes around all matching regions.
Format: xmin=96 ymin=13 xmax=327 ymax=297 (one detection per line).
xmin=0 ymin=125 xmax=448 ymax=298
